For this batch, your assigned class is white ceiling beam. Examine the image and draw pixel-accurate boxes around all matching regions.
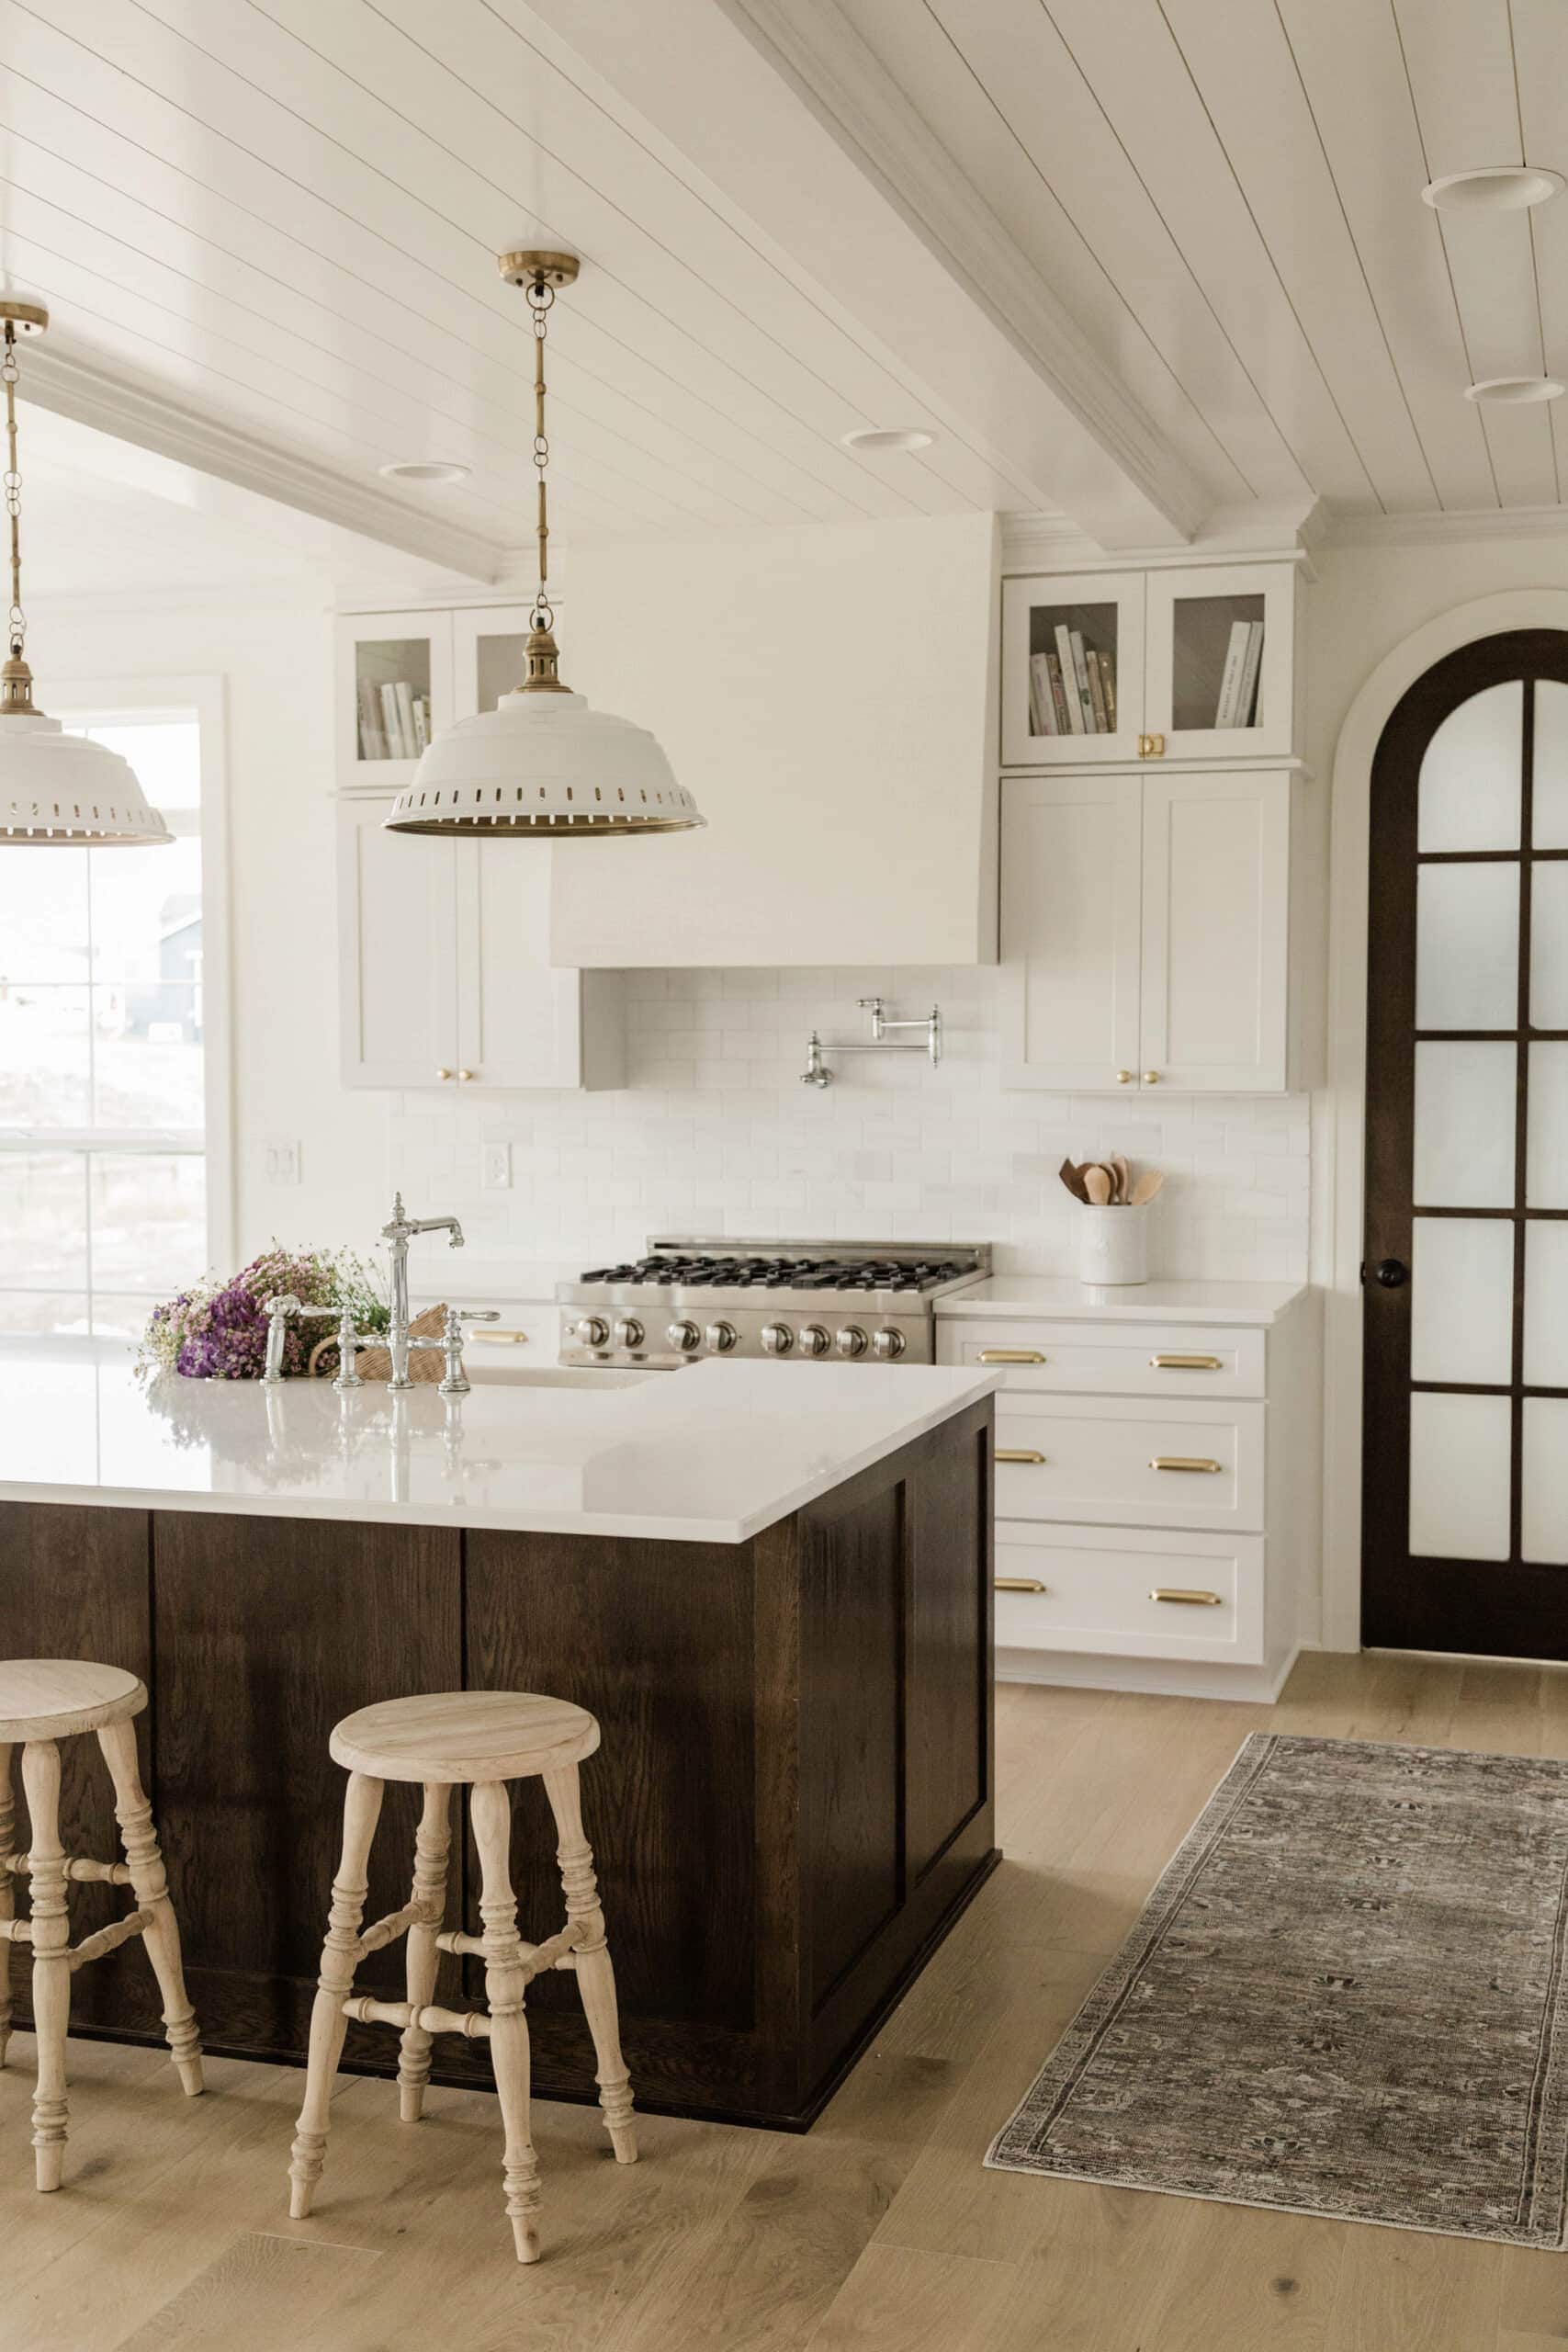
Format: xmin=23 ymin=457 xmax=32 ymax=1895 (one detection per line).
xmin=515 ymin=0 xmax=1208 ymax=548
xmin=17 ymin=335 xmax=506 ymax=583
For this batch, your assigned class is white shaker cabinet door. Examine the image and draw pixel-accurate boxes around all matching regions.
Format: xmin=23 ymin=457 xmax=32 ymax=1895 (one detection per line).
xmin=1138 ymin=771 xmax=1290 ymax=1092
xmin=1000 ymin=775 xmax=1143 ymax=1091
xmin=455 ymin=846 xmax=624 ymax=1092
xmin=337 ymin=797 xmax=461 ymax=1088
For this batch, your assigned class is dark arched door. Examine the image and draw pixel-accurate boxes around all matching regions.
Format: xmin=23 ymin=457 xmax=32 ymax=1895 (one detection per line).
xmin=1364 ymin=629 xmax=1568 ymax=1657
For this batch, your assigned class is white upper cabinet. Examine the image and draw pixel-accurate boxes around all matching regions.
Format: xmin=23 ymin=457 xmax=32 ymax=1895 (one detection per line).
xmin=999 ymin=776 xmax=1143 ymax=1091
xmin=1002 ymin=559 xmax=1302 ymax=766
xmin=1000 ymin=770 xmax=1295 ymax=1093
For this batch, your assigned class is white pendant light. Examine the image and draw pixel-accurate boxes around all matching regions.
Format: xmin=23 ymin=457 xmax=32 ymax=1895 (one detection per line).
xmin=385 ymin=254 xmax=704 ymax=840
xmin=0 ymin=301 xmax=170 ymax=847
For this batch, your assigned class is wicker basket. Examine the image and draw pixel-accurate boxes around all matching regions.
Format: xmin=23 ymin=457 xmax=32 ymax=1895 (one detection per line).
xmin=308 ymin=1304 xmax=448 ymax=1384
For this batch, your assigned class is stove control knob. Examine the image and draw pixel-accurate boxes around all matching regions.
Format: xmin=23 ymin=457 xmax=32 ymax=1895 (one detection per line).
xmin=613 ymin=1317 xmax=645 ymax=1349
xmin=797 ymin=1323 xmax=830 ymax=1358
xmin=836 ymin=1325 xmax=868 ymax=1359
xmin=761 ymin=1322 xmax=794 ymax=1355
xmin=574 ymin=1316 xmax=610 ymax=1348
xmin=873 ymin=1327 xmax=908 ymax=1361
xmin=705 ymin=1320 xmax=739 ymax=1354
xmin=667 ymin=1318 xmax=702 ymax=1353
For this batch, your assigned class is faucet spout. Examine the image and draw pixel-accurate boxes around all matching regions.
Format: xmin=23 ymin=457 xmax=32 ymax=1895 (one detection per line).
xmin=380 ymin=1198 xmax=467 ymax=1390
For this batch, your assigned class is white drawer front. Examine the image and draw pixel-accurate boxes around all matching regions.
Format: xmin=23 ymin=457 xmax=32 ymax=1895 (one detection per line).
xmin=940 ymin=1318 xmax=1265 ymax=1399
xmin=994 ymin=1394 xmax=1264 ymax=1531
xmin=994 ymin=1523 xmax=1265 ymax=1662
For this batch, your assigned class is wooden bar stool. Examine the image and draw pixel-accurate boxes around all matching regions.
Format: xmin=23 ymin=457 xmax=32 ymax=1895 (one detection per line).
xmin=0 ymin=1659 xmax=203 ymax=2189
xmin=288 ymin=1690 xmax=637 ymax=2264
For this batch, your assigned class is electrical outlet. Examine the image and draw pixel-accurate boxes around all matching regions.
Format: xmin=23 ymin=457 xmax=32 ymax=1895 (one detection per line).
xmin=482 ymin=1143 xmax=513 ymax=1191
xmin=262 ymin=1136 xmax=301 ymax=1185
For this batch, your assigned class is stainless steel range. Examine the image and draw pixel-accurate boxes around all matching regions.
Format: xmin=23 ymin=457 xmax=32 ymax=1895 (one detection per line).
xmin=558 ymin=1238 xmax=992 ymax=1369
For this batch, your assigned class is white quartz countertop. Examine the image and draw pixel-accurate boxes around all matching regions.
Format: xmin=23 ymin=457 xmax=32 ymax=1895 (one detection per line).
xmin=0 ymin=1343 xmax=998 ymax=1546
xmin=934 ymin=1277 xmax=1307 ymax=1326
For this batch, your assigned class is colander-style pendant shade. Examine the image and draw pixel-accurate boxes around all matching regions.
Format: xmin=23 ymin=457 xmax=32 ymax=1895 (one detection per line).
xmin=387 ymin=686 xmax=703 ymax=837
xmin=0 ymin=706 xmax=173 ymax=845
xmin=384 ymin=251 xmax=704 ymax=843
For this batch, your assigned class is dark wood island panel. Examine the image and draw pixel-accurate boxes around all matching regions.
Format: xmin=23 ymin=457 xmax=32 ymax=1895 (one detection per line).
xmin=0 ymin=1397 xmax=994 ymax=2129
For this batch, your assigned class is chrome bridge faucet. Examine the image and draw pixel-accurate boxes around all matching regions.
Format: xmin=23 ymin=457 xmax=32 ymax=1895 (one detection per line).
xmin=381 ymin=1194 xmax=466 ymax=1390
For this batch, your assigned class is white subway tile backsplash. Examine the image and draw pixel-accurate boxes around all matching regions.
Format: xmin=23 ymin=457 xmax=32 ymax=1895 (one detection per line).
xmin=386 ymin=966 xmax=1311 ymax=1281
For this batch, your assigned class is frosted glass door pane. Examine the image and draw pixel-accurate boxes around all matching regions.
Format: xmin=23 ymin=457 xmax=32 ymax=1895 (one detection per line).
xmin=1532 ymin=864 xmax=1568 ymax=1028
xmin=1417 ymin=682 xmax=1522 ymax=850
xmin=1534 ymin=681 xmax=1568 ymax=849
xmin=1524 ymin=1223 xmax=1568 ymax=1386
xmin=1521 ymin=1399 xmax=1568 ymax=1565
xmin=1409 ymin=1392 xmax=1512 ymax=1560
xmin=1528 ymin=1044 xmax=1568 ymax=1208
xmin=1416 ymin=864 xmax=1519 ymax=1029
xmin=1413 ymin=1042 xmax=1517 ymax=1205
xmin=1410 ymin=1217 xmax=1515 ymax=1384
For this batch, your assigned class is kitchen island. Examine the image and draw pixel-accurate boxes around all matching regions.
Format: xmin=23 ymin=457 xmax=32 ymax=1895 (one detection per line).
xmin=0 ymin=1347 xmax=998 ymax=2129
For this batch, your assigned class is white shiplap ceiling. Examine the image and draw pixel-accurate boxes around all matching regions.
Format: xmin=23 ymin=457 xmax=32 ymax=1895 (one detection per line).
xmin=0 ymin=0 xmax=1562 ymax=573
xmin=761 ymin=0 xmax=1568 ymax=523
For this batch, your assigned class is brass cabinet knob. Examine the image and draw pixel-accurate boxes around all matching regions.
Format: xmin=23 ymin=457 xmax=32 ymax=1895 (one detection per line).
xmin=1137 ymin=732 xmax=1165 ymax=759
xmin=1116 ymin=1069 xmax=1134 ymax=1084
xmin=1144 ymin=1070 xmax=1161 ymax=1085
xmin=434 ymin=1067 xmax=453 ymax=1081
xmin=457 ymin=1068 xmax=477 ymax=1082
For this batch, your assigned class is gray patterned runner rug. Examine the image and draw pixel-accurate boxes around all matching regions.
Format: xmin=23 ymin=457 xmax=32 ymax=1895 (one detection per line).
xmin=987 ymin=1732 xmax=1568 ymax=2245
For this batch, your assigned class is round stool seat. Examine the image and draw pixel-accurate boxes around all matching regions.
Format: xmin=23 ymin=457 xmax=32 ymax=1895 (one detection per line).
xmin=329 ymin=1690 xmax=600 ymax=1785
xmin=0 ymin=1659 xmax=146 ymax=1744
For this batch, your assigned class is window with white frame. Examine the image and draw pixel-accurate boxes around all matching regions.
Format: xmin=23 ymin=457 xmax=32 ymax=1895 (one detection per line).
xmin=0 ymin=704 xmax=221 ymax=1337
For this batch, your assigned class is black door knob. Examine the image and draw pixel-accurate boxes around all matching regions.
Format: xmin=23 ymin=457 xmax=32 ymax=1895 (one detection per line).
xmin=1371 ymin=1258 xmax=1408 ymax=1289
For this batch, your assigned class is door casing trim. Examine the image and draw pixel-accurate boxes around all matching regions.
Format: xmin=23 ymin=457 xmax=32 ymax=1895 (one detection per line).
xmin=1322 ymin=590 xmax=1568 ymax=1650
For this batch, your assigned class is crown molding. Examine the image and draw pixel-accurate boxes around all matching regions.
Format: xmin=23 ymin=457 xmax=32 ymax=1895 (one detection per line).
xmin=19 ymin=343 xmax=505 ymax=584
xmin=1323 ymin=503 xmax=1568 ymax=548
xmin=1000 ymin=496 xmax=1322 ymax=573
xmin=717 ymin=0 xmax=1209 ymax=547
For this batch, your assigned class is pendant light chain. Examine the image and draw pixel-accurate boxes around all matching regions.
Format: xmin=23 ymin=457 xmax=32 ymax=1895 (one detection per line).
xmin=3 ymin=322 xmax=26 ymax=662
xmin=528 ymin=271 xmax=555 ymax=632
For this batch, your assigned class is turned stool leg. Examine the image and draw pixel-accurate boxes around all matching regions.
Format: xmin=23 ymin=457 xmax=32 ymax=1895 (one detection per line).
xmin=471 ymin=1781 xmax=542 ymax=2264
xmin=96 ymin=1719 xmax=203 ymax=2098
xmin=0 ymin=1743 xmax=13 ymax=2069
xmin=21 ymin=1741 xmax=71 ymax=2191
xmin=288 ymin=1770 xmax=383 ymax=2220
xmin=398 ymin=1781 xmax=451 ymax=2123
xmin=544 ymin=1763 xmax=637 ymax=2165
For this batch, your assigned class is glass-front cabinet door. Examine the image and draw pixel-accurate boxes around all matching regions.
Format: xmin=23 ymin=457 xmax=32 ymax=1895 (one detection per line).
xmin=337 ymin=611 xmax=453 ymax=787
xmin=1364 ymin=642 xmax=1568 ymax=1659
xmin=1143 ymin=561 xmax=1298 ymax=763
xmin=1000 ymin=571 xmax=1145 ymax=765
xmin=450 ymin=606 xmax=536 ymax=722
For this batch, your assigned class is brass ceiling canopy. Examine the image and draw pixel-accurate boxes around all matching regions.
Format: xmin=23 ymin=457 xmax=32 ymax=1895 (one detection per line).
xmin=384 ymin=252 xmax=704 ymax=840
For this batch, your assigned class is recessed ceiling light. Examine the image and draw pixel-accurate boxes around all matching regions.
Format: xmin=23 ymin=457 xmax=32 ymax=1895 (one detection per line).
xmin=1463 ymin=375 xmax=1565 ymax=405
xmin=840 ymin=426 xmax=936 ymax=454
xmin=378 ymin=459 xmax=472 ymax=484
xmin=1423 ymin=164 xmax=1564 ymax=213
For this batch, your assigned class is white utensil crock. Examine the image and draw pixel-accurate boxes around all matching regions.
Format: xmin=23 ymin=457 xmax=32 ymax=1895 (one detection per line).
xmin=1076 ymin=1202 xmax=1149 ymax=1285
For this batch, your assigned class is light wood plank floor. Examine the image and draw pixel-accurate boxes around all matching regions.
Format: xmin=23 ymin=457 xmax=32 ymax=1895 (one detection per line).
xmin=6 ymin=1650 xmax=1568 ymax=2350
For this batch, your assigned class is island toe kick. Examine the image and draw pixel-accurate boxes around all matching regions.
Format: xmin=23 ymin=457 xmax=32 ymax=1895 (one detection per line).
xmin=0 ymin=1398 xmax=996 ymax=2130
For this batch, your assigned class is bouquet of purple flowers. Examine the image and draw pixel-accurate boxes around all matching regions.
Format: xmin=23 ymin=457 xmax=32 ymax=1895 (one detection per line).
xmin=137 ymin=1245 xmax=389 ymax=1381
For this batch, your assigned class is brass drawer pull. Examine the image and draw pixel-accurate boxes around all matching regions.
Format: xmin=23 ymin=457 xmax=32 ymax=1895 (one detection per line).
xmin=1150 ymin=1354 xmax=1223 ymax=1372
xmin=1151 ymin=1456 xmax=1224 ymax=1474
xmin=978 ymin=1349 xmax=1046 ymax=1365
xmin=1151 ymin=1588 xmax=1223 ymax=1607
xmin=470 ymin=1329 xmax=528 ymax=1345
xmin=996 ymin=1448 xmax=1046 ymax=1465
xmin=995 ymin=1577 xmax=1047 ymax=1594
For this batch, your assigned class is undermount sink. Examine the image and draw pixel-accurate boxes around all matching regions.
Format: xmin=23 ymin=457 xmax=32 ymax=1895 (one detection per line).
xmin=462 ymin=1362 xmax=660 ymax=1390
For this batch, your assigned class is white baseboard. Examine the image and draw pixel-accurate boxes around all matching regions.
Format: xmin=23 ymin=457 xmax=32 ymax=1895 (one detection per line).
xmin=996 ymin=1641 xmax=1303 ymax=1705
